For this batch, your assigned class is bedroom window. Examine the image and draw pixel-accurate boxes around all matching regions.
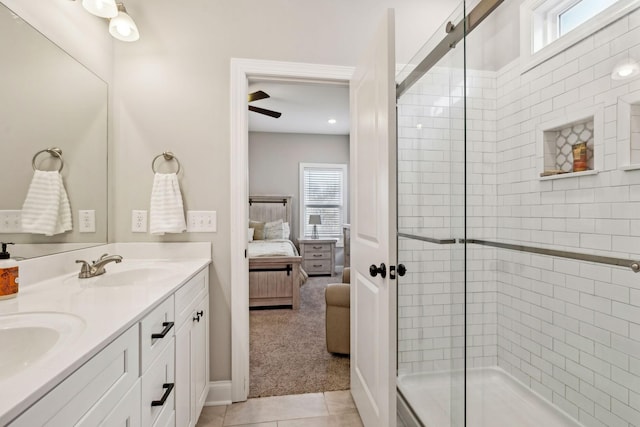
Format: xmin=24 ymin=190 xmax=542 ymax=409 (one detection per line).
xmin=299 ymin=163 xmax=347 ymax=241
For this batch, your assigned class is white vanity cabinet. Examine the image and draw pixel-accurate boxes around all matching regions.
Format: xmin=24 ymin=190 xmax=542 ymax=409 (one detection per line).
xmin=175 ymin=269 xmax=210 ymax=427
xmin=9 ymin=325 xmax=140 ymax=427
xmin=8 ymin=265 xmax=210 ymax=427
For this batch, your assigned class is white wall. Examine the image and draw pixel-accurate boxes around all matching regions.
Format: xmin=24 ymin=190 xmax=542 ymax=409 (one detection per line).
xmin=249 ymin=131 xmax=349 ymax=250
xmin=111 ymin=0 xmax=459 ymax=383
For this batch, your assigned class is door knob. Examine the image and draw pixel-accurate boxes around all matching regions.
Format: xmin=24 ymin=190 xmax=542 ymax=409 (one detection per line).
xmin=397 ymin=264 xmax=407 ymax=276
xmin=369 ymin=263 xmax=386 ymax=278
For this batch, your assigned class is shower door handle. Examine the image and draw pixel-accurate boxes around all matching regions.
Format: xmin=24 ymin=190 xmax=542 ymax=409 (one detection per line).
xmin=369 ymin=263 xmax=386 ymax=278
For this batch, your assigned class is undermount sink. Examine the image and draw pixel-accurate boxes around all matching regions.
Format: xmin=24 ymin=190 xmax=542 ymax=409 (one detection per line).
xmin=66 ymin=262 xmax=182 ymax=287
xmin=0 ymin=312 xmax=85 ymax=380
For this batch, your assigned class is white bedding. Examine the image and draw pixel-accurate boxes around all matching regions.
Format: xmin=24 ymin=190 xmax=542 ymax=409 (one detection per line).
xmin=248 ymin=239 xmax=299 ymax=258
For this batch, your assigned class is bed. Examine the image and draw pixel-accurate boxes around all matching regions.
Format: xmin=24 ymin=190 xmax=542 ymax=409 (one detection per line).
xmin=248 ymin=195 xmax=307 ymax=309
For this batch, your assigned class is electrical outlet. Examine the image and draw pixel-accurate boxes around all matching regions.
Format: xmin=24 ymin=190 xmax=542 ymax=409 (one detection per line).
xmin=187 ymin=210 xmax=216 ymax=232
xmin=78 ymin=210 xmax=96 ymax=233
xmin=132 ymin=210 xmax=147 ymax=233
xmin=0 ymin=210 xmax=22 ymax=233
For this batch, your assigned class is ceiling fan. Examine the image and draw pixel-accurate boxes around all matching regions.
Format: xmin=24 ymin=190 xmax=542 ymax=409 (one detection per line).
xmin=248 ymin=90 xmax=282 ymax=118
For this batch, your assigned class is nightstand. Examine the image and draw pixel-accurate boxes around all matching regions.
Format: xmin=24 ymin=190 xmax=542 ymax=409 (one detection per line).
xmin=298 ymin=238 xmax=336 ymax=276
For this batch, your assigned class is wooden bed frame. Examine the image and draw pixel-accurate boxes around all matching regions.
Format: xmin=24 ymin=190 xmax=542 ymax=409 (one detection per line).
xmin=248 ymin=195 xmax=302 ymax=309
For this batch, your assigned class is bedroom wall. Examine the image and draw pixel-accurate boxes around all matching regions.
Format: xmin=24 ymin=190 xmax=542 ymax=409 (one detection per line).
xmin=249 ymin=131 xmax=350 ymax=265
xmin=111 ymin=0 xmax=460 ymax=385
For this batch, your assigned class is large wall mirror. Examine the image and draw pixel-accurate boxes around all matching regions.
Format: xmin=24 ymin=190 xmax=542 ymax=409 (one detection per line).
xmin=0 ymin=3 xmax=108 ymax=259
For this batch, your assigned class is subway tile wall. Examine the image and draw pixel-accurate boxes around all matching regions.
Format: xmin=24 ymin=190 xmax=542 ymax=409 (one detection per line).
xmin=397 ymin=7 xmax=640 ymax=427
xmin=495 ymin=10 xmax=640 ymax=427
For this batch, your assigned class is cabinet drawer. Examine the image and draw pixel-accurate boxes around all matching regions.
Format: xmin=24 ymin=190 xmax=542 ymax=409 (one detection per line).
xmin=141 ymin=337 xmax=175 ymax=427
xmin=175 ymin=268 xmax=208 ymax=328
xmin=304 ymin=251 xmax=331 ymax=260
xmin=303 ymin=260 xmax=330 ymax=273
xmin=305 ymin=243 xmax=331 ymax=252
xmin=141 ymin=296 xmax=175 ymax=374
xmin=11 ymin=325 xmax=139 ymax=427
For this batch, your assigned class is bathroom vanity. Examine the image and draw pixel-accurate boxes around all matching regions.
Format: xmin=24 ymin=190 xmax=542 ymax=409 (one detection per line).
xmin=0 ymin=243 xmax=211 ymax=427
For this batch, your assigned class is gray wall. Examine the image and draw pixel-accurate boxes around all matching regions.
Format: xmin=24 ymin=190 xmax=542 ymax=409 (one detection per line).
xmin=111 ymin=0 xmax=459 ymax=383
xmin=2 ymin=0 xmax=466 ymax=389
xmin=249 ymin=131 xmax=350 ymax=259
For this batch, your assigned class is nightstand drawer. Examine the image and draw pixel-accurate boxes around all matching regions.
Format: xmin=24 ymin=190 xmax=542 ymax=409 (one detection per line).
xmin=305 ymin=243 xmax=331 ymax=252
xmin=304 ymin=251 xmax=331 ymax=260
xmin=304 ymin=260 xmax=331 ymax=273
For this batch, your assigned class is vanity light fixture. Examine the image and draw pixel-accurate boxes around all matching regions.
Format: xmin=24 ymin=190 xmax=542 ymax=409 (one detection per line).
xmin=611 ymin=58 xmax=640 ymax=80
xmin=82 ymin=0 xmax=117 ymax=18
xmin=108 ymin=3 xmax=139 ymax=42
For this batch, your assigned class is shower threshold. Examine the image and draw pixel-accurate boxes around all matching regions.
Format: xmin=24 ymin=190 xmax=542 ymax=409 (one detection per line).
xmin=397 ymin=366 xmax=583 ymax=427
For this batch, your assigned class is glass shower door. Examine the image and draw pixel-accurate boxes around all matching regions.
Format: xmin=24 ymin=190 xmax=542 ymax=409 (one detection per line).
xmin=395 ymin=3 xmax=466 ymax=426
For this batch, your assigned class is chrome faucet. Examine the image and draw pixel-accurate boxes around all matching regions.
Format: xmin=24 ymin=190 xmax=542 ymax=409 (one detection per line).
xmin=75 ymin=253 xmax=123 ymax=278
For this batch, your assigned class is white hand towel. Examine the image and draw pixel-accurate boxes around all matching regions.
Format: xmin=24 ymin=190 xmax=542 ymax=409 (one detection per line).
xmin=21 ymin=170 xmax=73 ymax=236
xmin=149 ymin=173 xmax=186 ymax=235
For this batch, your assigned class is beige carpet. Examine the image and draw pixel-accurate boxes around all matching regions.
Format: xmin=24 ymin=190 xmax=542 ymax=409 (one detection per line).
xmin=249 ymin=275 xmax=350 ymax=398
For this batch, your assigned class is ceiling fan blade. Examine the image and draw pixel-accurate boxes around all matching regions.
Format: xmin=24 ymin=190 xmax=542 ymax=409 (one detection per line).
xmin=248 ymin=90 xmax=270 ymax=102
xmin=249 ymin=105 xmax=282 ymax=118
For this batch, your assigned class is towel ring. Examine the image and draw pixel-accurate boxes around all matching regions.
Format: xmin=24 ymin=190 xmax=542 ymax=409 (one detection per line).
xmin=32 ymin=147 xmax=64 ymax=172
xmin=151 ymin=151 xmax=181 ymax=174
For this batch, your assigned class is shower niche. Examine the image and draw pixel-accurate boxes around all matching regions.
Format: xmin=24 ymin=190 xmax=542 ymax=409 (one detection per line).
xmin=537 ymin=106 xmax=603 ymax=179
xmin=617 ymin=92 xmax=640 ymax=170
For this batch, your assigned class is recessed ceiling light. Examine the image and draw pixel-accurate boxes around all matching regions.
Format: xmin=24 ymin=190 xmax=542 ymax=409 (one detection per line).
xmin=328 ymin=119 xmax=337 ymax=124
xmin=416 ymin=123 xmax=423 ymax=129
xmin=611 ymin=58 xmax=640 ymax=80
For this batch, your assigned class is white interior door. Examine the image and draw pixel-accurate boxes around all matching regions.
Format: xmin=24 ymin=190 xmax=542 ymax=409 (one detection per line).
xmin=349 ymin=9 xmax=397 ymax=427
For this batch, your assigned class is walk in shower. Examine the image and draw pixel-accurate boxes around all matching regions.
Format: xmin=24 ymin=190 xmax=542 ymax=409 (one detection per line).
xmin=395 ymin=0 xmax=640 ymax=426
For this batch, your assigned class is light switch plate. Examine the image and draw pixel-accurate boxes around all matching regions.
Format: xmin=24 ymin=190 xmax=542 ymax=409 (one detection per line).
xmin=187 ymin=210 xmax=216 ymax=232
xmin=0 ymin=210 xmax=22 ymax=233
xmin=78 ymin=210 xmax=96 ymax=233
xmin=132 ymin=210 xmax=147 ymax=233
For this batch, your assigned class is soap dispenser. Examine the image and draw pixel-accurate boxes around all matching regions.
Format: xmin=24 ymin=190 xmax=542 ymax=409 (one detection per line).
xmin=0 ymin=242 xmax=19 ymax=299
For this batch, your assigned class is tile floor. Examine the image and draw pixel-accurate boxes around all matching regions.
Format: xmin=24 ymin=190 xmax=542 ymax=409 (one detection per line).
xmin=196 ymin=391 xmax=363 ymax=427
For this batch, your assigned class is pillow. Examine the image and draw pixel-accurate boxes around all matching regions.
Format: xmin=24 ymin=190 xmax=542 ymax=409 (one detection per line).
xmin=283 ymin=222 xmax=290 ymax=239
xmin=248 ymin=228 xmax=254 ymax=242
xmin=264 ymin=219 xmax=284 ymax=240
xmin=249 ymin=220 xmax=265 ymax=240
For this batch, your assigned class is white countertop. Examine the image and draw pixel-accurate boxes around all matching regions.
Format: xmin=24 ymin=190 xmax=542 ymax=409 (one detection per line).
xmin=0 ymin=255 xmax=211 ymax=425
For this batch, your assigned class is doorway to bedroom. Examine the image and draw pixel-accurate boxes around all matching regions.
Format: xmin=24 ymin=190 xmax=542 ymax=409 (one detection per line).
xmin=246 ymin=77 xmax=352 ymax=398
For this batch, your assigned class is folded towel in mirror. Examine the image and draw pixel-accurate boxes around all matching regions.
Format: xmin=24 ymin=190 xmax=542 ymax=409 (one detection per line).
xmin=21 ymin=170 xmax=72 ymax=236
xmin=149 ymin=172 xmax=186 ymax=235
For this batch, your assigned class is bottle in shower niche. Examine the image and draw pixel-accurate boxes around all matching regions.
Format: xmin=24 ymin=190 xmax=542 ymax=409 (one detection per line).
xmin=572 ymin=142 xmax=588 ymax=172
xmin=0 ymin=242 xmax=19 ymax=299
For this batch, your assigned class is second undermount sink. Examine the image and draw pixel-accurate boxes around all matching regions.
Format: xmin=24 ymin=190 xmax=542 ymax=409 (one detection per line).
xmin=66 ymin=262 xmax=183 ymax=288
xmin=0 ymin=312 xmax=85 ymax=380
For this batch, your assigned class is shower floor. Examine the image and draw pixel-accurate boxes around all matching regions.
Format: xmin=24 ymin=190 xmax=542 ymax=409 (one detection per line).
xmin=397 ymin=367 xmax=582 ymax=427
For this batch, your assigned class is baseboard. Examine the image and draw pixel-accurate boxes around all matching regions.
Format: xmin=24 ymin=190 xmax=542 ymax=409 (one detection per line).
xmin=204 ymin=381 xmax=232 ymax=406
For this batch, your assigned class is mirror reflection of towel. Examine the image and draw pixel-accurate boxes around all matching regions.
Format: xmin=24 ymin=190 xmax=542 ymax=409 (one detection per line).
xmin=149 ymin=173 xmax=186 ymax=235
xmin=21 ymin=170 xmax=72 ymax=236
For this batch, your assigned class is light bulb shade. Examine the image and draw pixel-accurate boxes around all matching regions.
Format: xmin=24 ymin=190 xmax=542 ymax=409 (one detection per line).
xmin=109 ymin=11 xmax=139 ymax=42
xmin=611 ymin=58 xmax=640 ymax=80
xmin=82 ymin=0 xmax=118 ymax=18
xmin=309 ymin=214 xmax=322 ymax=225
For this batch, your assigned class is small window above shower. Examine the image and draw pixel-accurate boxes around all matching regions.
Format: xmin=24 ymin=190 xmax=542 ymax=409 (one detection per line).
xmin=520 ymin=0 xmax=637 ymax=72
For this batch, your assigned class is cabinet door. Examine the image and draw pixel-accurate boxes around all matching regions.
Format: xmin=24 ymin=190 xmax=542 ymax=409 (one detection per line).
xmin=175 ymin=294 xmax=209 ymax=427
xmin=100 ymin=381 xmax=141 ymax=426
xmin=175 ymin=319 xmax=193 ymax=427
xmin=193 ymin=296 xmax=209 ymax=419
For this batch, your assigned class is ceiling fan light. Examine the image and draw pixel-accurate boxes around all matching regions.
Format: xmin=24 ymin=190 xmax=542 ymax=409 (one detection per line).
xmin=82 ymin=0 xmax=118 ymax=18
xmin=109 ymin=10 xmax=139 ymax=42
